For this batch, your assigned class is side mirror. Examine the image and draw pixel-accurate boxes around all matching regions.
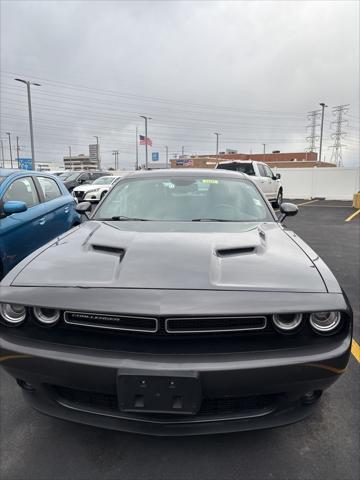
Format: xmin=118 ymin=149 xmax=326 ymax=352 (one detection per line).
xmin=75 ymin=201 xmax=92 ymax=215
xmin=279 ymin=202 xmax=298 ymax=222
xmin=3 ymin=201 xmax=28 ymax=215
xmin=276 ymin=173 xmax=281 ymax=179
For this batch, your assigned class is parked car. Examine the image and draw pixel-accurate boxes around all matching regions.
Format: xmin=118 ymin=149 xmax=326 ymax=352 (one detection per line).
xmin=72 ymin=175 xmax=123 ymax=203
xmin=62 ymin=171 xmax=110 ymax=193
xmin=0 ymin=169 xmax=352 ymax=436
xmin=0 ymin=169 xmax=80 ymax=279
xmin=216 ymin=160 xmax=283 ymax=206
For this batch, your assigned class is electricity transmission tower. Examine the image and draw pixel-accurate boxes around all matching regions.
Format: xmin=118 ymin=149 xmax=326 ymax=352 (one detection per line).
xmin=329 ymin=104 xmax=349 ymax=167
xmin=306 ymin=109 xmax=321 ymax=153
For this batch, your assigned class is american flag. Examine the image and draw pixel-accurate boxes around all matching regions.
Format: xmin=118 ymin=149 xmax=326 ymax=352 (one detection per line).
xmin=139 ymin=135 xmax=153 ymax=147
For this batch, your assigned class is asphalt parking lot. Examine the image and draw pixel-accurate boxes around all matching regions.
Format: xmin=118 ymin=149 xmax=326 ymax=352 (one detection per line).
xmin=1 ymin=199 xmax=359 ymax=480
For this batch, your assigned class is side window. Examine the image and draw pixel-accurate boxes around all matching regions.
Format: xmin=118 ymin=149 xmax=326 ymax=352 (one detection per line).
xmin=3 ymin=177 xmax=40 ymax=208
xmin=37 ymin=177 xmax=62 ymax=201
xmin=79 ymin=173 xmax=89 ymax=182
xmin=258 ymin=164 xmax=266 ymax=177
xmin=264 ymin=165 xmax=274 ymax=178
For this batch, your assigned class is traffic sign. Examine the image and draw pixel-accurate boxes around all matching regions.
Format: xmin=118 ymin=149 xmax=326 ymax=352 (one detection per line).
xmin=152 ymin=152 xmax=159 ymax=161
xmin=19 ymin=158 xmax=33 ymax=170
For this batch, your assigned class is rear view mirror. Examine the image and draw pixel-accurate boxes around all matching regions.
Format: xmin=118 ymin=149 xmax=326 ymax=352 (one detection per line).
xmin=3 ymin=201 xmax=28 ymax=215
xmin=75 ymin=201 xmax=92 ymax=214
xmin=279 ymin=202 xmax=298 ymax=222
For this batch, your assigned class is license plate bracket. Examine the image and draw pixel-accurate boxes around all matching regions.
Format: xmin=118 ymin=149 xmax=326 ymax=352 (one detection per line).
xmin=117 ymin=370 xmax=201 ymax=415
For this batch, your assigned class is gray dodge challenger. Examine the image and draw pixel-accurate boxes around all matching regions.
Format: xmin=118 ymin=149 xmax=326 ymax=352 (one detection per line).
xmin=0 ymin=169 xmax=352 ymax=435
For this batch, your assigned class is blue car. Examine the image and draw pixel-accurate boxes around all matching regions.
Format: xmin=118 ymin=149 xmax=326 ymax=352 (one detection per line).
xmin=0 ymin=169 xmax=80 ymax=279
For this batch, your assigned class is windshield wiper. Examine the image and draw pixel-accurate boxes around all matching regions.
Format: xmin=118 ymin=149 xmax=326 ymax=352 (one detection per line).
xmin=97 ymin=216 xmax=149 ymax=221
xmin=191 ymin=218 xmax=235 ymax=222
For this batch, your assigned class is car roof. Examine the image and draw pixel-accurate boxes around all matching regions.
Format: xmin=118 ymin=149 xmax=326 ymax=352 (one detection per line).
xmin=217 ymin=160 xmax=254 ymax=164
xmin=0 ymin=168 xmax=59 ymax=178
xmin=125 ymin=168 xmax=247 ymax=179
xmin=0 ymin=168 xmax=29 ymax=177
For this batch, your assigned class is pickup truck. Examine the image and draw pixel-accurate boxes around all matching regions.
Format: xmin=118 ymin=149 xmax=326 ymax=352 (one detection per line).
xmin=216 ymin=160 xmax=283 ymax=207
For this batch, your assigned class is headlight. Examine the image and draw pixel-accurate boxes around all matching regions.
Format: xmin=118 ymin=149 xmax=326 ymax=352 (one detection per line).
xmin=0 ymin=303 xmax=26 ymax=325
xmin=272 ymin=313 xmax=303 ymax=332
xmin=310 ymin=311 xmax=341 ymax=333
xmin=33 ymin=307 xmax=60 ymax=326
xmin=85 ymin=189 xmax=97 ymax=195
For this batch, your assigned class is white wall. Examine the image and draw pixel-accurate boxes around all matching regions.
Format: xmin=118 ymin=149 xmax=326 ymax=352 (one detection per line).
xmin=274 ymin=167 xmax=360 ymax=200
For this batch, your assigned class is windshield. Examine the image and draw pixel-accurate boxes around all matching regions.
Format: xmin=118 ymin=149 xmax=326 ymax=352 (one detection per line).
xmin=92 ymin=176 xmax=114 ymax=185
xmin=64 ymin=172 xmax=82 ymax=181
xmin=217 ymin=163 xmax=255 ymax=175
xmin=59 ymin=172 xmax=72 ymax=180
xmin=94 ymin=176 xmax=272 ymax=222
xmin=0 ymin=176 xmax=6 ymax=185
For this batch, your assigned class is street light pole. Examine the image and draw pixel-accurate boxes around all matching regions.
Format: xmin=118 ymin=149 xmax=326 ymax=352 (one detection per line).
xmin=214 ymin=132 xmax=221 ymax=156
xmin=135 ymin=126 xmax=139 ymax=170
xmin=262 ymin=143 xmax=266 ymax=163
xmin=140 ymin=115 xmax=151 ymax=169
xmin=16 ymin=136 xmax=20 ymax=168
xmin=165 ymin=145 xmax=169 ymax=168
xmin=93 ymin=136 xmax=100 ymax=169
xmin=14 ymin=78 xmax=41 ymax=170
xmin=69 ymin=146 xmax=72 ymax=170
xmin=6 ymin=132 xmax=13 ymax=168
xmin=319 ymin=102 xmax=328 ymax=162
xmin=1 ymin=139 xmax=5 ymax=167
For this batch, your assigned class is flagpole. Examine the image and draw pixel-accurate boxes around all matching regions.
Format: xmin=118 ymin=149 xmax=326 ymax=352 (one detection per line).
xmin=140 ymin=115 xmax=151 ymax=170
xmin=135 ymin=126 xmax=139 ymax=170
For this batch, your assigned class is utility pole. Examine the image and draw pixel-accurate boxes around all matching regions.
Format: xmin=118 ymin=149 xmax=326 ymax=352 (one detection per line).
xmin=140 ymin=115 xmax=151 ymax=169
xmin=6 ymin=132 xmax=13 ymax=168
xmin=135 ymin=126 xmax=139 ymax=170
xmin=68 ymin=146 xmax=72 ymax=170
xmin=306 ymin=109 xmax=321 ymax=153
xmin=16 ymin=136 xmax=20 ymax=168
xmin=165 ymin=145 xmax=169 ymax=168
xmin=1 ymin=139 xmax=5 ymax=167
xmin=181 ymin=146 xmax=185 ymax=157
xmin=319 ymin=102 xmax=328 ymax=162
xmin=15 ymin=78 xmax=41 ymax=170
xmin=262 ymin=143 xmax=266 ymax=163
xmin=93 ymin=136 xmax=100 ymax=169
xmin=330 ymin=104 xmax=350 ymax=167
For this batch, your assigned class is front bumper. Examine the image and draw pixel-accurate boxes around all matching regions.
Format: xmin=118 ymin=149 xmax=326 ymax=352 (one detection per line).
xmin=0 ymin=329 xmax=351 ymax=435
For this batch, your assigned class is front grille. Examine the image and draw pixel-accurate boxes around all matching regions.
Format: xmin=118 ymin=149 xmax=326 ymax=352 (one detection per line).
xmin=64 ymin=311 xmax=158 ymax=333
xmin=73 ymin=191 xmax=85 ymax=200
xmin=52 ymin=385 xmax=278 ymax=419
xmin=165 ymin=316 xmax=267 ymax=333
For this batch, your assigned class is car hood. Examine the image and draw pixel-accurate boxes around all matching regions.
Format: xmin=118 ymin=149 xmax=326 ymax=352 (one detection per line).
xmin=9 ymin=221 xmax=327 ymax=293
xmin=73 ymin=184 xmax=102 ymax=193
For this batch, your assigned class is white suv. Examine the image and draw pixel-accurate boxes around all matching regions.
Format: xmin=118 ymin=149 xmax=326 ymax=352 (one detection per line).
xmin=72 ymin=175 xmax=124 ymax=203
xmin=216 ymin=160 xmax=283 ymax=207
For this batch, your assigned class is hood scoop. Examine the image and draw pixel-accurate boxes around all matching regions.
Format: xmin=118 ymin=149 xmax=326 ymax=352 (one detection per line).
xmin=92 ymin=244 xmax=126 ymax=259
xmin=216 ymin=246 xmax=256 ymax=257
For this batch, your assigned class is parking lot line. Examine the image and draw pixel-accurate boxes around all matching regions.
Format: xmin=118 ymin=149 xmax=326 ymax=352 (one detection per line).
xmin=351 ymin=339 xmax=360 ymax=363
xmin=295 ymin=199 xmax=319 ymax=207
xmin=345 ymin=209 xmax=360 ymax=222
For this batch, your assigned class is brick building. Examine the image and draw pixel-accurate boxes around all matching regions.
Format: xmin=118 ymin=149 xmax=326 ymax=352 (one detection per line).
xmin=170 ymin=151 xmax=336 ymax=169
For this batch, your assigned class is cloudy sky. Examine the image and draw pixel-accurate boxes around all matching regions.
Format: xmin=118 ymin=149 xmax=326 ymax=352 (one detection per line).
xmin=0 ymin=0 xmax=359 ymax=169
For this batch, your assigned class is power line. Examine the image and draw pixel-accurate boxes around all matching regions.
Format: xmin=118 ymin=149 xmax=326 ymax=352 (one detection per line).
xmin=329 ymin=104 xmax=350 ymax=167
